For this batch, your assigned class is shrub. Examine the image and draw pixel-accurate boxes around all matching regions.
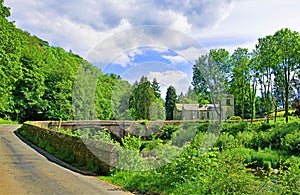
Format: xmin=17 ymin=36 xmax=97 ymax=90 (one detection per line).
xmin=222 ymin=122 xmax=249 ymax=136
xmin=215 ymin=132 xmax=238 ymax=150
xmin=281 ymin=131 xmax=300 ymax=155
xmin=248 ymin=148 xmax=281 ymax=170
xmin=197 ymin=122 xmax=210 ymax=132
xmin=122 ymin=134 xmax=142 ymax=152
xmin=156 ymin=125 xmax=178 ymax=140
xmin=236 ymin=131 xmax=255 ymax=148
xmin=227 ymin=115 xmax=242 ymax=121
xmin=171 ymin=126 xmax=197 ymax=147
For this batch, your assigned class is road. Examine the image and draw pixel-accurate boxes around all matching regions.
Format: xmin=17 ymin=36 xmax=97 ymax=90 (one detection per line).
xmin=0 ymin=124 xmax=132 ymax=195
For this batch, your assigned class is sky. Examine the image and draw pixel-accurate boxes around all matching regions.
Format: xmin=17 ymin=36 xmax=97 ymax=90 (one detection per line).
xmin=5 ymin=0 xmax=300 ymax=97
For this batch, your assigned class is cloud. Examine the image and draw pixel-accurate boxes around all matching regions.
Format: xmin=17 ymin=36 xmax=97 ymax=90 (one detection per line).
xmin=162 ymin=55 xmax=189 ymax=65
xmin=5 ymin=0 xmax=233 ymax=57
xmin=6 ymin=0 xmax=300 ymax=69
xmin=148 ymin=70 xmax=190 ymax=97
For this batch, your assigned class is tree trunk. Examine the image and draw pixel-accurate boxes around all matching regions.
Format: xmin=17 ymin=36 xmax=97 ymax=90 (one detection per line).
xmin=274 ymin=102 xmax=278 ymax=123
xmin=284 ymin=65 xmax=289 ymax=123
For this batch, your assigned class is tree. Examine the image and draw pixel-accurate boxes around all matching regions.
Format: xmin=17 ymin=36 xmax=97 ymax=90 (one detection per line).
xmin=130 ymin=76 xmax=156 ymax=120
xmin=230 ymin=48 xmax=251 ymax=119
xmin=151 ymin=78 xmax=161 ymax=99
xmin=273 ymin=28 xmax=300 ymax=123
xmin=210 ymin=48 xmax=232 ymax=93
xmin=254 ymin=35 xmax=277 ymax=123
xmin=192 ymin=55 xmax=210 ymax=105
xmin=165 ymin=86 xmax=177 ymax=120
xmin=111 ymin=80 xmax=133 ymax=120
xmin=95 ymin=73 xmax=120 ymax=120
xmin=193 ymin=51 xmax=228 ymax=121
xmin=0 ymin=0 xmax=10 ymax=18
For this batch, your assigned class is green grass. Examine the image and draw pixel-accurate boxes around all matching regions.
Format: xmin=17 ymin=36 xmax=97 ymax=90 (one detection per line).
xmin=0 ymin=118 xmax=19 ymax=124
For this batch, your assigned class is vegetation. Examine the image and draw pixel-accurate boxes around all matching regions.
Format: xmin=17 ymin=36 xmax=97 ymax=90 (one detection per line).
xmin=165 ymin=86 xmax=177 ymax=120
xmin=97 ymin=120 xmax=300 ymax=194
xmin=0 ymin=118 xmax=18 ymax=124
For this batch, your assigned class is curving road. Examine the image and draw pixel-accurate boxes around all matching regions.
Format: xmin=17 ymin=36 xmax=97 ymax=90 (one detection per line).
xmin=0 ymin=124 xmax=132 ymax=195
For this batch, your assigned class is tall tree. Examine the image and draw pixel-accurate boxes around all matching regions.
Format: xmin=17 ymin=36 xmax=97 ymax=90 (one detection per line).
xmin=273 ymin=28 xmax=300 ymax=123
xmin=151 ymin=78 xmax=161 ymax=99
xmin=230 ymin=48 xmax=251 ymax=119
xmin=209 ymin=48 xmax=232 ymax=93
xmin=254 ymin=35 xmax=277 ymax=123
xmin=192 ymin=55 xmax=210 ymax=105
xmin=111 ymin=80 xmax=133 ymax=120
xmin=165 ymin=86 xmax=177 ymax=120
xmin=130 ymin=76 xmax=156 ymax=120
xmin=248 ymin=52 xmax=259 ymax=123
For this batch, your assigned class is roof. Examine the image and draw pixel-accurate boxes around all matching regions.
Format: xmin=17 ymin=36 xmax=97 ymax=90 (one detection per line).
xmin=175 ymin=104 xmax=220 ymax=111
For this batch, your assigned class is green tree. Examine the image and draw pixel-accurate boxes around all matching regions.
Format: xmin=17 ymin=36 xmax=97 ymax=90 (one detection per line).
xmin=73 ymin=61 xmax=100 ymax=120
xmin=111 ymin=80 xmax=133 ymax=120
xmin=151 ymin=78 xmax=161 ymax=99
xmin=254 ymin=35 xmax=277 ymax=123
xmin=192 ymin=55 xmax=210 ymax=105
xmin=130 ymin=76 xmax=156 ymax=120
xmin=210 ymin=48 xmax=232 ymax=93
xmin=273 ymin=28 xmax=300 ymax=123
xmin=0 ymin=0 xmax=10 ymax=18
xmin=165 ymin=86 xmax=177 ymax=120
xmin=43 ymin=47 xmax=80 ymax=120
xmin=230 ymin=48 xmax=251 ymax=119
xmin=95 ymin=73 xmax=120 ymax=120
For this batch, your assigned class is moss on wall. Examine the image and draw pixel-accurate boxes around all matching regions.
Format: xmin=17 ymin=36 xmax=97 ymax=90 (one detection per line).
xmin=19 ymin=123 xmax=116 ymax=175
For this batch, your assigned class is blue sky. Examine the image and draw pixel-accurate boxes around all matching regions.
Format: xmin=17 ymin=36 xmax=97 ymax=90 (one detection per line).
xmin=5 ymin=0 xmax=300 ymax=96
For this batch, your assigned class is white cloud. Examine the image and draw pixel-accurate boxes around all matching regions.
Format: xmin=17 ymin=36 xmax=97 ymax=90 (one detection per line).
xmin=5 ymin=0 xmax=300 ymax=71
xmin=148 ymin=70 xmax=190 ymax=97
xmin=162 ymin=55 xmax=189 ymax=65
xmin=5 ymin=0 xmax=233 ymax=57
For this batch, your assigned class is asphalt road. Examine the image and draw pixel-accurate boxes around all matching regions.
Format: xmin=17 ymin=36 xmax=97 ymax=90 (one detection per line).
xmin=0 ymin=124 xmax=132 ymax=195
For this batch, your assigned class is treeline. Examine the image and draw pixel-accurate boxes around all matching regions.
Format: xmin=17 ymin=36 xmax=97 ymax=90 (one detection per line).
xmin=193 ymin=28 xmax=300 ymax=123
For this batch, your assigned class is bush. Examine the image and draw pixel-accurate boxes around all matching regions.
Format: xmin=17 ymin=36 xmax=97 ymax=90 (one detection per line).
xmin=171 ymin=127 xmax=197 ymax=147
xmin=156 ymin=125 xmax=178 ymax=140
xmin=247 ymin=148 xmax=281 ymax=170
xmin=215 ymin=132 xmax=238 ymax=150
xmin=222 ymin=122 xmax=249 ymax=136
xmin=122 ymin=134 xmax=142 ymax=152
xmin=197 ymin=122 xmax=210 ymax=132
xmin=227 ymin=115 xmax=242 ymax=121
xmin=281 ymin=131 xmax=300 ymax=155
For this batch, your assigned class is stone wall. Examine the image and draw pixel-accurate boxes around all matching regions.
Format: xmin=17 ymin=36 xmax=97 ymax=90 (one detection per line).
xmin=21 ymin=123 xmax=117 ymax=175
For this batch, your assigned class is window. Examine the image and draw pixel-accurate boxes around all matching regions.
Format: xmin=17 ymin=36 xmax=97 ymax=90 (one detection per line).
xmin=226 ymin=99 xmax=231 ymax=106
xmin=207 ymin=112 xmax=210 ymax=119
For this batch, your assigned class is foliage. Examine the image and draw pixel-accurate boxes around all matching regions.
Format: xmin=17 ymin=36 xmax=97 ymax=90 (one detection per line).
xmin=100 ymin=120 xmax=300 ymax=194
xmin=227 ymin=115 xmax=242 ymax=121
xmin=156 ymin=124 xmax=178 ymax=140
xmin=165 ymin=86 xmax=177 ymax=120
xmin=129 ymin=76 xmax=157 ymax=120
xmin=0 ymin=118 xmax=18 ymax=124
xmin=121 ymin=133 xmax=142 ymax=152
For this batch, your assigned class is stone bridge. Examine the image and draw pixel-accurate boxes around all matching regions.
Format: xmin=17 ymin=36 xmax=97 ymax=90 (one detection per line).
xmin=31 ymin=120 xmax=191 ymax=140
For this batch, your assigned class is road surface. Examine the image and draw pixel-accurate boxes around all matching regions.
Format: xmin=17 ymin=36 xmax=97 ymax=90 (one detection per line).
xmin=0 ymin=124 xmax=132 ymax=194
